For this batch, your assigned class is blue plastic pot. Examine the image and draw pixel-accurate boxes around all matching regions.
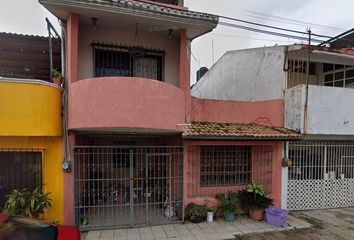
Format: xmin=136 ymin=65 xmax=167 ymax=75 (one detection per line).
xmin=224 ymin=211 xmax=235 ymax=222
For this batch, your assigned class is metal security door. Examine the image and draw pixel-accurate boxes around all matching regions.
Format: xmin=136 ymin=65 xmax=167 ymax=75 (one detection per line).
xmin=74 ymin=146 xmax=183 ymax=230
xmin=287 ymin=141 xmax=354 ymax=210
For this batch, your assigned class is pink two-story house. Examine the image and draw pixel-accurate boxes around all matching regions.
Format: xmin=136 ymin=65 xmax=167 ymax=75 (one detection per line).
xmin=40 ymin=0 xmax=300 ymax=230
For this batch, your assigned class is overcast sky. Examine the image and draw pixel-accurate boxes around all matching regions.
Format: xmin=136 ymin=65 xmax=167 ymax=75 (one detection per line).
xmin=0 ymin=0 xmax=353 ymax=83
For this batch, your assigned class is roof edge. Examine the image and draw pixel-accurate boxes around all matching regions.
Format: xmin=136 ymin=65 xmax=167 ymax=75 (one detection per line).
xmin=39 ymin=0 xmax=219 ymax=26
xmin=182 ymin=135 xmax=303 ymax=141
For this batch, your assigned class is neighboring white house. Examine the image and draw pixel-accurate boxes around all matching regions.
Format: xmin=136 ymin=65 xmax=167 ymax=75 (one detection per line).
xmin=192 ymin=43 xmax=354 ymax=211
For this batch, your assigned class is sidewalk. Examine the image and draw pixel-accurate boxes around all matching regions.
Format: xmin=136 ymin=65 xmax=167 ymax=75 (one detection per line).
xmin=83 ymin=214 xmax=311 ymax=240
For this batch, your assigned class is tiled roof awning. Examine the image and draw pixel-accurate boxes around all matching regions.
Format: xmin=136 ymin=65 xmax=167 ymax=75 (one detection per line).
xmin=183 ymin=122 xmax=302 ymax=140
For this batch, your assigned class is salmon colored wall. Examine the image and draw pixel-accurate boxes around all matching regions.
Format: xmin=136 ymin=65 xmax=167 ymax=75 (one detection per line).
xmin=67 ymin=13 xmax=79 ymax=84
xmin=68 ymin=77 xmax=185 ymax=131
xmin=191 ymin=97 xmax=285 ymax=127
xmin=183 ymin=141 xmax=282 ymax=208
xmin=0 ymin=137 xmax=64 ymax=223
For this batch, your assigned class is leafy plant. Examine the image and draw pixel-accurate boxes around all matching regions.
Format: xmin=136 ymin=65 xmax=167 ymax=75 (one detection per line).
xmin=52 ymin=69 xmax=63 ymax=79
xmin=216 ymin=192 xmax=238 ymax=213
xmin=3 ymin=189 xmax=29 ymax=216
xmin=246 ymin=182 xmax=266 ymax=197
xmin=185 ymin=203 xmax=207 ymax=220
xmin=26 ymin=188 xmax=52 ymax=219
xmin=3 ymin=188 xmax=52 ymax=219
xmin=238 ymin=183 xmax=273 ymax=211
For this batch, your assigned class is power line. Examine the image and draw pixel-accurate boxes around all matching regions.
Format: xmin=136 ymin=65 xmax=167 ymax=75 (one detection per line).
xmin=218 ymin=21 xmax=324 ymax=43
xmin=219 ymin=15 xmax=332 ymax=39
xmin=244 ymin=10 xmax=346 ymax=32
xmin=211 ymin=33 xmax=303 ymax=43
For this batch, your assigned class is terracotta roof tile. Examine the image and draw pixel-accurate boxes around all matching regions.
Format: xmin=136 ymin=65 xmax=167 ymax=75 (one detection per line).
xmin=183 ymin=121 xmax=301 ymax=140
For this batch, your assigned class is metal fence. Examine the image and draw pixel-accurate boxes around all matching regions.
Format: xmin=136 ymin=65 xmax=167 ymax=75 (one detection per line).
xmin=288 ymin=141 xmax=354 ymax=210
xmin=74 ymin=146 xmax=183 ymax=230
xmin=0 ymin=149 xmax=43 ymax=210
xmin=186 ymin=145 xmax=273 ymax=198
xmin=289 ymin=141 xmax=354 ymax=181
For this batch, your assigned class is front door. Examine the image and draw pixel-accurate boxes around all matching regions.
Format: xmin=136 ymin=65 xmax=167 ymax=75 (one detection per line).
xmin=74 ymin=146 xmax=183 ymax=230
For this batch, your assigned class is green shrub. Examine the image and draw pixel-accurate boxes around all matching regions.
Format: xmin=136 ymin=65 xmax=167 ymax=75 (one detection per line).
xmin=185 ymin=203 xmax=207 ymax=221
xmin=238 ymin=182 xmax=273 ymax=211
xmin=3 ymin=188 xmax=52 ymax=219
xmin=216 ymin=192 xmax=238 ymax=213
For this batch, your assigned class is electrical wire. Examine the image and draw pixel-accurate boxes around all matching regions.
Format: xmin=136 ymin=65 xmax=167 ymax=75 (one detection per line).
xmin=211 ymin=33 xmax=300 ymax=43
xmin=218 ymin=21 xmax=324 ymax=43
xmin=219 ymin=15 xmax=332 ymax=39
xmin=244 ymin=10 xmax=346 ymax=32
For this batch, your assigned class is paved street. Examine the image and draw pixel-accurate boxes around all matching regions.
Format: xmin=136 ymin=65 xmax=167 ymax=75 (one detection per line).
xmin=236 ymin=208 xmax=354 ymax=240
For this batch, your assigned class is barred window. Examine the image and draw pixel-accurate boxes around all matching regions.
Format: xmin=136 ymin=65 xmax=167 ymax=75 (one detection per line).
xmin=93 ymin=43 xmax=164 ymax=81
xmin=0 ymin=151 xmax=42 ymax=210
xmin=200 ymin=146 xmax=251 ymax=187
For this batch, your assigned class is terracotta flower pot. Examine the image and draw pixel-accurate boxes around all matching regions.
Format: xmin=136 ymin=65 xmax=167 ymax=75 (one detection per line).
xmin=53 ymin=77 xmax=62 ymax=86
xmin=249 ymin=208 xmax=264 ymax=221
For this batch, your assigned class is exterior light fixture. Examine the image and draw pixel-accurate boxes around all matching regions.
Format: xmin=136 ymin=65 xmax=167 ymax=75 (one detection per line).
xmin=91 ymin=17 xmax=97 ymax=30
xmin=168 ymin=29 xmax=173 ymax=40
xmin=129 ymin=23 xmax=146 ymax=58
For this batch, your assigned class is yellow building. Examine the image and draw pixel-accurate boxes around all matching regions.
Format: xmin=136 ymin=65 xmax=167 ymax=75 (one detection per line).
xmin=0 ymin=78 xmax=64 ymax=223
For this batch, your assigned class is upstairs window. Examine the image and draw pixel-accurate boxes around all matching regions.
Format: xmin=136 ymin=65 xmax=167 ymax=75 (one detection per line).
xmin=288 ymin=60 xmax=316 ymax=75
xmin=93 ymin=43 xmax=164 ymax=81
xmin=323 ymin=64 xmax=354 ymax=88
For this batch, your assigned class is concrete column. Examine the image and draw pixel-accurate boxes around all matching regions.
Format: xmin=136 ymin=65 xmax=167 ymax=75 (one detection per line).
xmin=67 ymin=13 xmax=79 ymax=84
xmin=179 ymin=30 xmax=191 ymax=122
xmin=281 ymin=142 xmax=288 ymax=209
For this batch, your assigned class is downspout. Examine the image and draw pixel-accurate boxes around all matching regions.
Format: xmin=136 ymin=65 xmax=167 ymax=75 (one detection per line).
xmin=283 ymin=46 xmax=289 ymax=90
xmin=303 ymin=29 xmax=311 ymax=135
xmin=60 ymin=19 xmax=72 ymax=172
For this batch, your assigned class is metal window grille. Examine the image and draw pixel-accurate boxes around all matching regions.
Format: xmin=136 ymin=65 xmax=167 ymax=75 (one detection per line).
xmin=0 ymin=149 xmax=42 ymax=210
xmin=200 ymin=146 xmax=251 ymax=187
xmin=74 ymin=146 xmax=183 ymax=230
xmin=289 ymin=141 xmax=354 ymax=181
xmin=286 ymin=50 xmax=314 ymax=88
xmin=187 ymin=145 xmax=273 ymax=198
xmin=92 ymin=43 xmax=164 ymax=81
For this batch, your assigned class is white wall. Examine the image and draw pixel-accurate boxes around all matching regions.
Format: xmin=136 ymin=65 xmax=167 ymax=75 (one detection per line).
xmin=78 ymin=24 xmax=180 ymax=86
xmin=307 ymin=85 xmax=354 ymax=135
xmin=285 ymin=85 xmax=305 ymax=133
xmin=191 ymin=46 xmax=287 ymax=101
xmin=285 ymin=85 xmax=354 ymax=135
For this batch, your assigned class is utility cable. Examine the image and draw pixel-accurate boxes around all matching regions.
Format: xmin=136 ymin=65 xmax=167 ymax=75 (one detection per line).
xmin=219 ymin=15 xmax=332 ymax=39
xmin=218 ymin=21 xmax=324 ymax=43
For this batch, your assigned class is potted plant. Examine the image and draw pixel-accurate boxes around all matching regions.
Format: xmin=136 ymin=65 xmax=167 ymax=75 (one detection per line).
xmin=185 ymin=203 xmax=207 ymax=223
xmin=4 ymin=188 xmax=52 ymax=220
xmin=52 ymin=68 xmax=63 ymax=86
xmin=216 ymin=192 xmax=238 ymax=222
xmin=238 ymin=182 xmax=273 ymax=221
xmin=164 ymin=200 xmax=175 ymax=218
xmin=203 ymin=199 xmax=216 ymax=223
